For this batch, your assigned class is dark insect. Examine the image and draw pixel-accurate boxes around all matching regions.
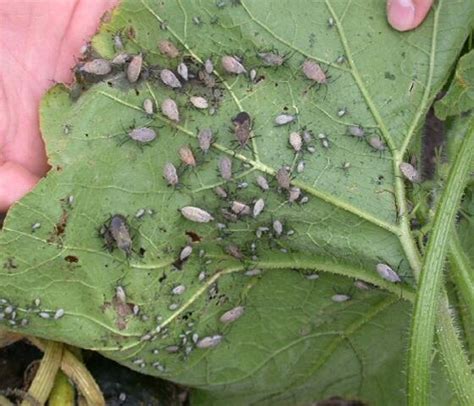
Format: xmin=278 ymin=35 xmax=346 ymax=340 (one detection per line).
xmin=101 ymin=215 xmax=133 ymax=257
xmin=232 ymin=112 xmax=252 ymax=148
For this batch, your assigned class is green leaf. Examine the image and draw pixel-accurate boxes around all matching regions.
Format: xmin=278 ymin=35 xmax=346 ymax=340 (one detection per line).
xmin=0 ymin=0 xmax=472 ymax=404
xmin=435 ymin=49 xmax=474 ymax=120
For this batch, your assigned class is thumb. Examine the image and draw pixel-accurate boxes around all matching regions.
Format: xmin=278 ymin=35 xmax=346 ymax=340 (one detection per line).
xmin=387 ymin=0 xmax=434 ymax=32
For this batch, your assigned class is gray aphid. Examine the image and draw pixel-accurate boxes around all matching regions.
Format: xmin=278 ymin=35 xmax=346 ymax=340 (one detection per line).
xmin=288 ymin=187 xmax=301 ymax=203
xmin=336 ymin=55 xmax=346 ymax=64
xmin=172 ymin=285 xmax=186 ymax=295
xmin=289 ymin=132 xmax=302 ymax=152
xmin=39 ymin=312 xmax=50 ymax=319
xmin=34 ymin=298 xmax=41 ymax=307
xmin=179 ymin=145 xmax=196 ymax=166
xmin=80 ymin=59 xmax=112 ymax=75
xmin=54 ymin=308 xmax=65 ymax=320
xmin=204 ymin=58 xmax=214 ymax=74
xmin=226 ymin=244 xmax=244 ymax=259
xmin=158 ymin=39 xmax=180 ymax=58
xmin=253 ymin=198 xmax=265 ymax=218
xmin=219 ymin=306 xmax=245 ymax=324
xmin=143 ymin=98 xmax=154 ymax=115
xmin=221 ymin=55 xmax=246 ymax=74
xmin=376 ymin=263 xmax=401 ymax=283
xmin=219 ymin=157 xmax=232 ymax=181
xmin=306 ymin=273 xmax=319 ymax=280
xmin=109 ymin=215 xmax=133 ymax=257
xmin=214 ymin=186 xmax=228 ymax=198
xmin=32 ymin=222 xmax=41 ymax=231
xmin=275 ymin=114 xmax=295 ymax=126
xmin=160 ymin=69 xmax=182 ymax=88
xmin=300 ymin=196 xmax=309 ymax=204
xmin=161 ymin=98 xmax=180 ymax=122
xmin=127 ymin=54 xmax=143 ymax=83
xmin=327 ymin=16 xmax=335 ymax=28
xmin=198 ymin=128 xmax=213 ymax=153
xmin=337 ymin=107 xmax=348 ymax=117
xmin=114 ymin=33 xmax=124 ymax=51
xmin=180 ymin=246 xmax=193 ymax=261
xmin=302 ymin=130 xmax=312 ymax=143
xmin=180 ymin=206 xmax=214 ymax=223
xmin=258 ymin=52 xmax=284 ymax=66
xmin=249 ymin=69 xmax=257 ymax=81
xmin=399 ymin=162 xmax=420 ymax=183
xmin=190 ymin=96 xmax=208 ymax=109
xmin=169 ymin=303 xmax=179 ymax=310
xmin=196 ymin=335 xmax=222 ymax=349
xmin=231 ymin=201 xmax=250 ymax=216
xmin=112 ymin=52 xmax=129 ymax=65
xmin=367 ymin=136 xmax=386 ymax=151
xmin=164 ymin=162 xmax=179 ymax=186
xmin=273 ymin=220 xmax=283 ymax=236
xmin=347 ymin=125 xmax=365 ymax=138
xmin=256 ymin=175 xmax=269 ymax=191
xmin=354 ymin=280 xmax=370 ymax=290
xmin=276 ymin=167 xmax=291 ymax=189
xmin=116 ymin=286 xmax=127 ymax=304
xmin=135 ymin=207 xmax=145 ymax=219
xmin=331 ymin=294 xmax=351 ymax=302
xmin=177 ymin=63 xmax=188 ymax=81
xmin=129 ymin=127 xmax=157 ymax=143
xmin=302 ymin=59 xmax=327 ymax=84
xmin=297 ymin=161 xmax=305 ymax=173
xmin=245 ymin=268 xmax=261 ymax=276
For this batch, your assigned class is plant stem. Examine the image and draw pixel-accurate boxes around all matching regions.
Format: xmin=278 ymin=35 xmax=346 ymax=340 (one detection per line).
xmin=448 ymin=231 xmax=474 ymax=357
xmin=408 ymin=122 xmax=474 ymax=406
xmin=20 ymin=341 xmax=63 ymax=406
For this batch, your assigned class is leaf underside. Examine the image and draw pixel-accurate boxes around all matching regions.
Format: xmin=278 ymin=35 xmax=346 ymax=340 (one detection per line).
xmin=0 ymin=0 xmax=472 ymax=404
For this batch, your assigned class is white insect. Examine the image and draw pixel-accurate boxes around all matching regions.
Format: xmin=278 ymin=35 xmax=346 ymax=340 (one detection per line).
xmin=180 ymin=206 xmax=214 ymax=223
xmin=177 ymin=63 xmax=188 ymax=81
xmin=160 ymin=69 xmax=182 ymax=88
xmin=219 ymin=306 xmax=245 ymax=324
xmin=190 ymin=96 xmax=208 ymax=109
xmin=196 ymin=335 xmax=222 ymax=349
xmin=253 ymin=198 xmax=265 ymax=218
xmin=376 ymin=263 xmax=401 ymax=283
xmin=221 ymin=55 xmax=246 ymax=74
xmin=161 ymin=98 xmax=180 ymax=122
xmin=274 ymin=114 xmax=295 ymax=126
xmin=180 ymin=246 xmax=193 ymax=261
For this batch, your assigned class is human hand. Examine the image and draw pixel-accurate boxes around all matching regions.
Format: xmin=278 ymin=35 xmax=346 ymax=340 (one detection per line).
xmin=387 ymin=0 xmax=434 ymax=31
xmin=0 ymin=0 xmax=117 ymax=213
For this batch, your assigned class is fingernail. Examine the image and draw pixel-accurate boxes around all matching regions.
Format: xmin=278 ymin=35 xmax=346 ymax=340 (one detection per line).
xmin=388 ymin=0 xmax=416 ymax=31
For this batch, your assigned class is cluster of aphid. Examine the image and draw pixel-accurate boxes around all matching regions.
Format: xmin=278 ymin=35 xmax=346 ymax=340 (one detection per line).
xmin=0 ymin=297 xmax=65 ymax=329
xmin=7 ymin=20 xmax=423 ymax=369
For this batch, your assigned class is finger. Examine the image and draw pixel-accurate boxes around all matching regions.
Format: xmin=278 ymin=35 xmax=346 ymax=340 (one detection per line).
xmin=387 ymin=0 xmax=434 ymax=32
xmin=0 ymin=161 xmax=40 ymax=213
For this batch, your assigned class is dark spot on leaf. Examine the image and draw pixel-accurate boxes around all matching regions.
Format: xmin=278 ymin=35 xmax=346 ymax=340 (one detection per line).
xmin=56 ymin=165 xmax=62 ymax=171
xmin=3 ymin=257 xmax=17 ymax=270
xmin=384 ymin=72 xmax=396 ymax=80
xmin=139 ymin=247 xmax=146 ymax=257
xmin=185 ymin=230 xmax=202 ymax=242
xmin=64 ymin=255 xmax=78 ymax=263
xmin=158 ymin=272 xmax=167 ymax=283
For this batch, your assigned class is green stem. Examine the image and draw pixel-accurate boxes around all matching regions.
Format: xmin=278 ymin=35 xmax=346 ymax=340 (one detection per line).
xmin=448 ymin=231 xmax=474 ymax=358
xmin=408 ymin=122 xmax=474 ymax=406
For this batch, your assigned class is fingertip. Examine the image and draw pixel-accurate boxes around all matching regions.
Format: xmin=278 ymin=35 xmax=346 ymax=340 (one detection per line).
xmin=387 ymin=0 xmax=433 ymax=32
xmin=0 ymin=162 xmax=40 ymax=213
